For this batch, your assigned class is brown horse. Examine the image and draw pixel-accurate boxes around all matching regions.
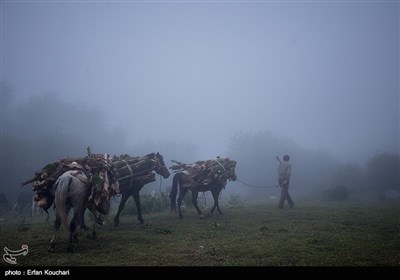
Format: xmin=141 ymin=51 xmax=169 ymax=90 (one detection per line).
xmin=169 ymin=164 xmax=237 ymax=219
xmin=113 ymin=152 xmax=170 ymax=226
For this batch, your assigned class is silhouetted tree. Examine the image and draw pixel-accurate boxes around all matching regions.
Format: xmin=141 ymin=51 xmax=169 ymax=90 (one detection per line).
xmin=331 ymin=162 xmax=364 ymax=191
xmin=366 ymin=153 xmax=400 ymax=192
xmin=0 ymin=89 xmax=128 ymax=200
xmin=322 ymin=185 xmax=350 ymax=201
xmin=0 ymin=80 xmax=15 ymax=111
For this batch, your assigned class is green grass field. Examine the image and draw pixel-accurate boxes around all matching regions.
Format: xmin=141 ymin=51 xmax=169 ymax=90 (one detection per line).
xmin=1 ymin=200 xmax=399 ymax=267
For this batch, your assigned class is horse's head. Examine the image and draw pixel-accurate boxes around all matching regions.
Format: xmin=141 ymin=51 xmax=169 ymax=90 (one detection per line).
xmin=154 ymin=152 xmax=170 ymax=179
xmin=229 ymin=170 xmax=237 ymax=181
xmin=227 ymin=160 xmax=237 ymax=182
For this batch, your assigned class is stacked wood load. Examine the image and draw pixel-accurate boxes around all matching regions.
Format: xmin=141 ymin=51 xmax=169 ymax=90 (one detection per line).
xmin=21 ymin=153 xmax=119 ymax=213
xmin=170 ymin=157 xmax=237 ymax=187
xmin=111 ymin=153 xmax=158 ymax=187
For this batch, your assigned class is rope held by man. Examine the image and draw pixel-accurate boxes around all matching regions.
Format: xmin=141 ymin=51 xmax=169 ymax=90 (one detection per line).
xmin=236 ymin=178 xmax=279 ymax=189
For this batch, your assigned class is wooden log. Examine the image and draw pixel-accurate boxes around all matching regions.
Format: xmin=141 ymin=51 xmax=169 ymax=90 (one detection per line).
xmin=24 ymin=153 xmax=119 ymax=211
xmin=117 ymin=171 xmax=155 ymax=186
xmin=112 ymin=157 xmax=143 ymax=169
xmin=115 ymin=159 xmax=155 ymax=179
xmin=169 ymin=157 xmax=236 ymax=186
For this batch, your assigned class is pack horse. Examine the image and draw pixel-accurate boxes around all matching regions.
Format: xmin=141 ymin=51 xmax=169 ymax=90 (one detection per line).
xmin=113 ymin=152 xmax=170 ymax=226
xmin=169 ymin=157 xmax=237 ymax=219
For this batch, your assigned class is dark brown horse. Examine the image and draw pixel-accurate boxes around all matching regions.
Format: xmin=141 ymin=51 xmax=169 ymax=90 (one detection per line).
xmin=113 ymin=152 xmax=170 ymax=226
xmin=169 ymin=163 xmax=237 ymax=219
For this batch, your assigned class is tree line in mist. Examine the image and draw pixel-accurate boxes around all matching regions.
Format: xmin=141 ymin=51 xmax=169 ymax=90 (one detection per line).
xmin=1 ymin=81 xmax=399 ymax=203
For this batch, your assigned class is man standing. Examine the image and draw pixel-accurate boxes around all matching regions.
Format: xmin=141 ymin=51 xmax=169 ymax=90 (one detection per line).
xmin=277 ymin=155 xmax=294 ymax=209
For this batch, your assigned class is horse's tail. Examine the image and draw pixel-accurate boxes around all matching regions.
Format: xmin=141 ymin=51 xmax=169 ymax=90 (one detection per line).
xmin=55 ymin=174 xmax=73 ymax=229
xmin=169 ymin=173 xmax=180 ymax=212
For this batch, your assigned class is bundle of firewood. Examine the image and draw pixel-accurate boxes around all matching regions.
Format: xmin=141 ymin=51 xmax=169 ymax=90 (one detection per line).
xmin=170 ymin=157 xmax=237 ymax=186
xmin=111 ymin=154 xmax=157 ymax=186
xmin=21 ymin=153 xmax=119 ymax=212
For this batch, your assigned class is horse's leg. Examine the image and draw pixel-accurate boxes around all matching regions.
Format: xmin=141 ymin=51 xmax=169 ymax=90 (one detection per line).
xmin=177 ymin=187 xmax=188 ymax=219
xmin=114 ymin=193 xmax=129 ymax=226
xmin=87 ymin=203 xmax=98 ymax=239
xmin=80 ymin=208 xmax=90 ymax=231
xmin=30 ymin=197 xmax=34 ymax=217
xmin=68 ymin=209 xmax=80 ymax=253
xmin=48 ymin=213 xmax=61 ymax=253
xmin=49 ymin=203 xmax=71 ymax=252
xmin=191 ymin=190 xmax=204 ymax=219
xmin=132 ymin=190 xmax=144 ymax=224
xmin=210 ymin=189 xmax=223 ymax=215
xmin=91 ymin=209 xmax=98 ymax=240
xmin=210 ymin=190 xmax=217 ymax=214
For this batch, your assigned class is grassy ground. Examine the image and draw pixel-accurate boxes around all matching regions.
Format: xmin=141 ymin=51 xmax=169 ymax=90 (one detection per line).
xmin=0 ymin=200 xmax=399 ymax=267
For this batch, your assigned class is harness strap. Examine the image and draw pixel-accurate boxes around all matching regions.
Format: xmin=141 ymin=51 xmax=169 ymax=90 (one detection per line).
xmin=57 ymin=171 xmax=90 ymax=198
xmin=236 ymin=178 xmax=278 ymax=188
xmin=122 ymin=160 xmax=134 ymax=189
xmin=117 ymin=159 xmax=157 ymax=185
xmin=70 ymin=170 xmax=88 ymax=184
xmin=215 ymin=159 xmax=227 ymax=179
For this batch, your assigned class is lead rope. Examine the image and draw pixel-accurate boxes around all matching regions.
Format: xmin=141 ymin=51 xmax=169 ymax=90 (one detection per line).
xmin=236 ymin=178 xmax=278 ymax=188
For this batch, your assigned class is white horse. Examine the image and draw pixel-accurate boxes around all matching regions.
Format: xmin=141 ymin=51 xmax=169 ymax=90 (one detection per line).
xmin=48 ymin=170 xmax=102 ymax=253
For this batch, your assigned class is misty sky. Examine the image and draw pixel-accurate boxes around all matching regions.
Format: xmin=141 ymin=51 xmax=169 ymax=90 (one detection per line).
xmin=1 ymin=0 xmax=399 ymax=163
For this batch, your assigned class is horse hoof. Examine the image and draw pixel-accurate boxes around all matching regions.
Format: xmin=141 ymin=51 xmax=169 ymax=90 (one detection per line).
xmin=96 ymin=216 xmax=104 ymax=226
xmin=68 ymin=245 xmax=77 ymax=253
xmin=48 ymin=244 xmax=55 ymax=253
xmin=81 ymin=226 xmax=90 ymax=231
xmin=139 ymin=219 xmax=144 ymax=224
xmin=179 ymin=215 xmax=183 ymax=220
xmin=92 ymin=232 xmax=97 ymax=240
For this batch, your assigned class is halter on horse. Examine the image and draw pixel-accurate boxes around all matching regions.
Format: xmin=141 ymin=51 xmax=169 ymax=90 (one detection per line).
xmin=113 ymin=152 xmax=170 ymax=226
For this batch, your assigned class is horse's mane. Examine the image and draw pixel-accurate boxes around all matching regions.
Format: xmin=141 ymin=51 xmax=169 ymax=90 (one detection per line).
xmin=145 ymin=152 xmax=156 ymax=158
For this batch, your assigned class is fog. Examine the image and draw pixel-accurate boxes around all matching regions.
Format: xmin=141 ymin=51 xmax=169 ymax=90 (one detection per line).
xmin=1 ymin=1 xmax=399 ymax=202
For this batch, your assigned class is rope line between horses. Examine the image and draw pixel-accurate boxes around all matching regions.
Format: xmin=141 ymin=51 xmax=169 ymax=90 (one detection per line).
xmin=236 ymin=178 xmax=278 ymax=189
